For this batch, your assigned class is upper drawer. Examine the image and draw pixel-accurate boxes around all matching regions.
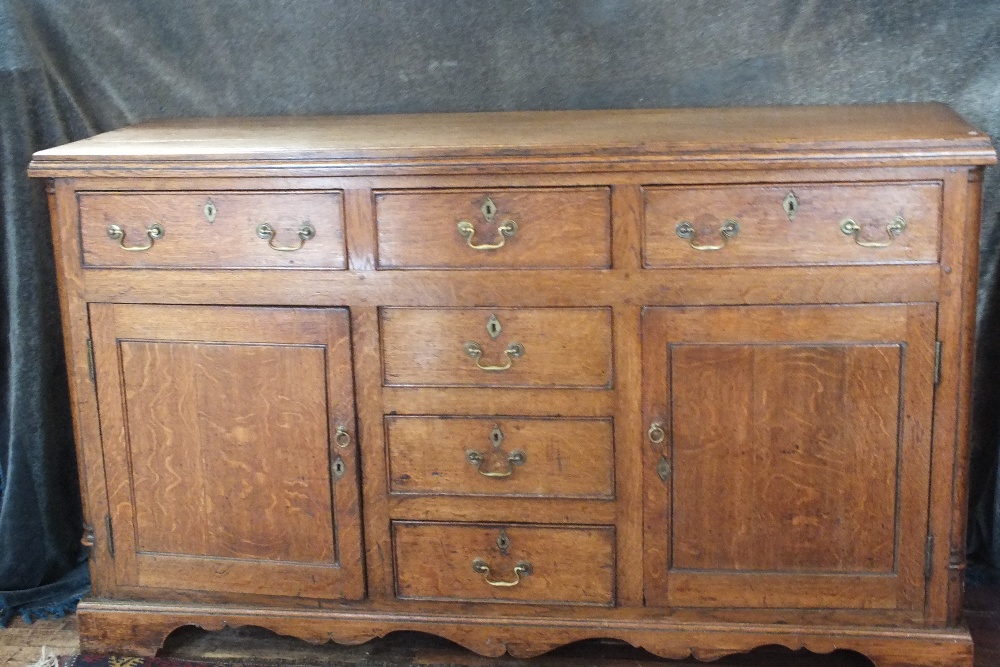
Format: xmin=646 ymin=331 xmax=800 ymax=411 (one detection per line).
xmin=643 ymin=182 xmax=941 ymax=267
xmin=78 ymin=191 xmax=345 ymax=268
xmin=374 ymin=188 xmax=611 ymax=269
xmin=381 ymin=307 xmax=613 ymax=388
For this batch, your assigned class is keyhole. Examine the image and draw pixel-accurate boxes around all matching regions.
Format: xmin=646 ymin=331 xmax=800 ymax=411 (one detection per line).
xmin=496 ymin=529 xmax=511 ymax=555
xmin=486 ymin=313 xmax=502 ymax=340
xmin=783 ymin=191 xmax=799 ymax=222
xmin=332 ymin=457 xmax=346 ymax=479
xmin=490 ymin=425 xmax=504 ymax=448
xmin=481 ymin=197 xmax=498 ymax=222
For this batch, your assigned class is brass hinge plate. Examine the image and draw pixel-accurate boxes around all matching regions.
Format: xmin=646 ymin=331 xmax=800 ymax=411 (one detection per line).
xmin=86 ymin=338 xmax=96 ymax=383
xmin=105 ymin=515 xmax=115 ymax=559
xmin=925 ymin=533 xmax=934 ymax=580
xmin=934 ymin=341 xmax=942 ymax=386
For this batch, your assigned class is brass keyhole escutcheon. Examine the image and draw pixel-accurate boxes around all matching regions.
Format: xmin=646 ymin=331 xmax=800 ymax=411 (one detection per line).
xmin=481 ymin=197 xmax=498 ymax=222
xmin=496 ymin=528 xmax=511 ymax=555
xmin=203 ymin=200 xmax=217 ymax=223
xmin=486 ymin=313 xmax=502 ymax=340
xmin=783 ymin=191 xmax=799 ymax=221
xmin=332 ymin=456 xmax=346 ymax=480
xmin=657 ymin=456 xmax=672 ymax=482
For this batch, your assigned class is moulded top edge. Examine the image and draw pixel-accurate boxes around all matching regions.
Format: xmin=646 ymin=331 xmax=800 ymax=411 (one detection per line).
xmin=28 ymin=104 xmax=998 ymax=174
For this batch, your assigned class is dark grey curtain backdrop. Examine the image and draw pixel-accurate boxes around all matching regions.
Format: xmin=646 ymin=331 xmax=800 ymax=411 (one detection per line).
xmin=3 ymin=0 xmax=1000 ymax=618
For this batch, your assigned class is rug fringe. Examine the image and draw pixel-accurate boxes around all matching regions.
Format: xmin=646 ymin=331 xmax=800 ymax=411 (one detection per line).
xmin=25 ymin=646 xmax=59 ymax=667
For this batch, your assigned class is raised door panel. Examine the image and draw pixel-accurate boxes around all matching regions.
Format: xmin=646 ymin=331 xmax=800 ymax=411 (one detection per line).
xmin=642 ymin=304 xmax=936 ymax=610
xmin=90 ymin=304 xmax=364 ymax=600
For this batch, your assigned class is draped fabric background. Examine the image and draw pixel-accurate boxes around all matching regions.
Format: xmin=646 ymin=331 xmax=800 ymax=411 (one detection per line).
xmin=2 ymin=0 xmax=1000 ymax=621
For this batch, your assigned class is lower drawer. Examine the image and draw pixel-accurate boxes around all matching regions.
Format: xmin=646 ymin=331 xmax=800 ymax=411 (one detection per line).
xmin=392 ymin=522 xmax=615 ymax=606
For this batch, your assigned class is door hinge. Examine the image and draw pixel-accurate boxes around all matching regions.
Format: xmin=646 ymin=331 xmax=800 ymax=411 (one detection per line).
xmin=934 ymin=341 xmax=942 ymax=386
xmin=925 ymin=533 xmax=934 ymax=580
xmin=105 ymin=515 xmax=115 ymax=559
xmin=86 ymin=338 xmax=96 ymax=383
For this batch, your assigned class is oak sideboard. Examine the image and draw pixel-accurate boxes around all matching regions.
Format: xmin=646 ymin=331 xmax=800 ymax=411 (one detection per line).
xmin=30 ymin=105 xmax=996 ymax=666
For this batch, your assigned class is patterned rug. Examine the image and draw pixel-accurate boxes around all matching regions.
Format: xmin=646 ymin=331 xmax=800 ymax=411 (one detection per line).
xmin=59 ymin=658 xmax=263 ymax=667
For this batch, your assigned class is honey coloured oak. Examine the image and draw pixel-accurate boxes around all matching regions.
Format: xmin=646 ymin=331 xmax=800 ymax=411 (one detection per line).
xmin=79 ymin=189 xmax=346 ymax=268
xmin=374 ymin=187 xmax=611 ymax=269
xmin=29 ymin=105 xmax=997 ymax=667
xmin=643 ymin=182 xmax=942 ymax=267
xmin=391 ymin=522 xmax=616 ymax=606
xmin=385 ymin=416 xmax=615 ymax=499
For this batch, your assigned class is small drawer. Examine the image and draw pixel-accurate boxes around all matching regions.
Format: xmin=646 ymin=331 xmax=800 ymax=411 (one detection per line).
xmin=380 ymin=307 xmax=613 ymax=388
xmin=392 ymin=522 xmax=615 ymax=605
xmin=374 ymin=187 xmax=611 ymax=269
xmin=387 ymin=416 xmax=614 ymax=499
xmin=643 ymin=182 xmax=941 ymax=267
xmin=78 ymin=190 xmax=345 ymax=268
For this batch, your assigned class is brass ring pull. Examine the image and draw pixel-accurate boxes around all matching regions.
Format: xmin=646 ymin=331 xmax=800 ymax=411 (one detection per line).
xmin=457 ymin=220 xmax=518 ymax=251
xmin=256 ymin=223 xmax=315 ymax=252
xmin=471 ymin=558 xmax=532 ymax=587
xmin=334 ymin=425 xmax=350 ymax=448
xmin=464 ymin=341 xmax=524 ymax=372
xmin=675 ymin=220 xmax=739 ymax=251
xmin=840 ymin=216 xmax=906 ymax=248
xmin=106 ymin=223 xmax=164 ymax=251
xmin=648 ymin=422 xmax=665 ymax=445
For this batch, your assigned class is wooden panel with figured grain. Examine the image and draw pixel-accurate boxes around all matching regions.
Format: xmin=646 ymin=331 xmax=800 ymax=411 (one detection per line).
xmin=669 ymin=343 xmax=901 ymax=573
xmin=122 ymin=341 xmax=335 ymax=562
xmin=90 ymin=304 xmax=365 ymax=600
xmin=642 ymin=304 xmax=937 ymax=611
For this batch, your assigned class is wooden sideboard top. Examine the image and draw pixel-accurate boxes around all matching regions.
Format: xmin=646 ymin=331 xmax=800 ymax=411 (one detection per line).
xmin=29 ymin=103 xmax=996 ymax=176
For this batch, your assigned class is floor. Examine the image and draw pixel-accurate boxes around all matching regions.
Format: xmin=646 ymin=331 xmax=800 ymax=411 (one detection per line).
xmin=0 ymin=579 xmax=997 ymax=667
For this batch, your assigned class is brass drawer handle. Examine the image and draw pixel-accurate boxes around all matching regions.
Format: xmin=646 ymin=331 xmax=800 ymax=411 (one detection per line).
xmin=106 ymin=223 xmax=164 ymax=251
xmin=457 ymin=219 xmax=518 ymax=251
xmin=256 ymin=223 xmax=315 ymax=252
xmin=334 ymin=425 xmax=351 ymax=448
xmin=648 ymin=422 xmax=665 ymax=445
xmin=464 ymin=341 xmax=524 ymax=372
xmin=466 ymin=425 xmax=526 ymax=478
xmin=840 ymin=216 xmax=906 ymax=248
xmin=675 ymin=220 xmax=739 ymax=251
xmin=471 ymin=558 xmax=532 ymax=587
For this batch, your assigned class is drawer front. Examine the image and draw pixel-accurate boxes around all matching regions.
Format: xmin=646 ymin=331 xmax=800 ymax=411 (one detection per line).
xmin=79 ymin=191 xmax=345 ymax=268
xmin=393 ymin=522 xmax=615 ymax=605
xmin=643 ymin=182 xmax=941 ymax=267
xmin=387 ymin=416 xmax=614 ymax=499
xmin=381 ymin=308 xmax=613 ymax=388
xmin=375 ymin=188 xmax=611 ymax=269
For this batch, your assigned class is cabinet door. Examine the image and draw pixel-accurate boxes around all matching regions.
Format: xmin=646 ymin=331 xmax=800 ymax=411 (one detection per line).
xmin=642 ymin=304 xmax=936 ymax=611
xmin=91 ymin=304 xmax=364 ymax=600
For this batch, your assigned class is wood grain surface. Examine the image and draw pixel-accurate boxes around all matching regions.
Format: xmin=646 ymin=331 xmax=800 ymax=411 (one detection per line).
xmin=392 ymin=522 xmax=615 ymax=606
xmin=380 ymin=307 xmax=613 ymax=388
xmin=386 ymin=416 xmax=614 ymax=499
xmin=79 ymin=190 xmax=345 ymax=268
xmin=375 ymin=187 xmax=611 ymax=269
xmin=31 ymin=105 xmax=996 ymax=666
xmin=643 ymin=182 xmax=941 ymax=267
